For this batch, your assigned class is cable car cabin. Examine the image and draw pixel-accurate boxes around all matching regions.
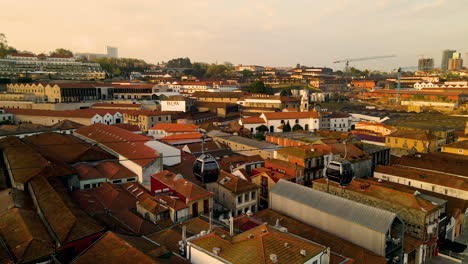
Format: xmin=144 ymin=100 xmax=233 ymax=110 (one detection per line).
xmin=193 ymin=154 xmax=220 ymax=184
xmin=326 ymin=160 xmax=353 ymax=186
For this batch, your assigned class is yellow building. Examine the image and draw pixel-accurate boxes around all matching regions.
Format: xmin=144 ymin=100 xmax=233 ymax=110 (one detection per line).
xmin=441 ymin=140 xmax=468 ymax=156
xmin=459 ymin=121 xmax=468 ymax=141
xmin=123 ymin=110 xmax=172 ymax=132
xmin=250 ymin=167 xmax=296 ymax=209
xmin=385 ymin=129 xmax=439 ymax=153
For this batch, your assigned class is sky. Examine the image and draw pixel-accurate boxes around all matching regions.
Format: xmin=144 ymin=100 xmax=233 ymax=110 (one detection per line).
xmin=1 ymin=0 xmax=467 ymax=71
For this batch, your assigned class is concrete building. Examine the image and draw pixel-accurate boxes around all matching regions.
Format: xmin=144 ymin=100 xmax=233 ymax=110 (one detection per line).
xmin=160 ymin=96 xmax=195 ymax=112
xmin=385 ymin=129 xmax=440 ymax=155
xmin=448 ymin=52 xmax=463 ymax=71
xmin=122 ymin=110 xmax=172 ymax=132
xmin=0 ymin=53 xmax=105 ymax=80
xmin=418 ymin=58 xmax=434 ymax=71
xmin=441 ymin=50 xmax=456 ymax=70
xmin=206 ymin=171 xmax=259 ymax=217
xmin=106 ymin=46 xmax=118 ymax=58
xmin=274 ymin=146 xmax=326 ymax=184
xmin=313 ymin=178 xmax=443 ymax=263
xmin=6 ymin=108 xmax=123 ymax=126
xmin=236 ymin=95 xmax=301 ymax=113
xmin=270 ymin=180 xmax=405 ymax=263
xmin=148 ymin=123 xmax=198 ymax=139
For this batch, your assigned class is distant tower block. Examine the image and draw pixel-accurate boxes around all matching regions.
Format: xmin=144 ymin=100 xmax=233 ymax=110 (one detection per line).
xmin=106 ymin=46 xmax=118 ymax=58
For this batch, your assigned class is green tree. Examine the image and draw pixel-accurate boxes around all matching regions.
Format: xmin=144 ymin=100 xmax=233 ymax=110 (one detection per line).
xmin=283 ymin=121 xmax=291 ymax=132
xmin=280 ymin=88 xmax=292 ymax=96
xmin=94 ymin=57 xmax=151 ymax=78
xmin=0 ymin=33 xmax=17 ymax=58
xmin=166 ymin=57 xmax=192 ymax=68
xmin=248 ymin=81 xmax=274 ymax=94
xmin=50 ymin=48 xmax=73 ymax=57
xmin=256 ymin=125 xmax=269 ymax=134
xmin=191 ymin=62 xmax=209 ymax=78
xmin=292 ymin=123 xmax=303 ymax=131
xmin=242 ymin=69 xmax=253 ymax=78
xmin=158 ymin=94 xmax=168 ymax=100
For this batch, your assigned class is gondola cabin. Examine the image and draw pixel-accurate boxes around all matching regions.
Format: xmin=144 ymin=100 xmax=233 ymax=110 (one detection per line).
xmin=193 ymin=154 xmax=220 ymax=184
xmin=325 ymin=160 xmax=353 ymax=186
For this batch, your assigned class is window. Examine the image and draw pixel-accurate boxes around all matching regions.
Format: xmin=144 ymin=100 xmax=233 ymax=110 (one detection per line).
xmin=244 ymin=193 xmax=249 ymax=202
xmin=113 ymin=180 xmax=122 ymax=184
xmin=295 ymin=119 xmax=299 ymax=124
xmin=281 ymin=120 xmax=284 ymax=124
xmin=408 ymin=181 xmax=411 ymax=186
xmin=158 ymin=117 xmax=161 ymax=121
xmin=444 ymin=189 xmax=448 ymax=195
xmin=238 ymin=195 xmax=242 ymax=204
xmin=251 ymin=191 xmax=256 ymax=200
xmin=237 ymin=210 xmax=242 ymax=216
xmin=127 ymin=178 xmax=136 ymax=182
xmin=84 ymin=184 xmax=90 ymax=189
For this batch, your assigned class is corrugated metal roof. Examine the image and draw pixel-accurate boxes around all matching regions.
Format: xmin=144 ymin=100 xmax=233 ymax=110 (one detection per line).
xmin=271 ymin=180 xmax=398 ymax=233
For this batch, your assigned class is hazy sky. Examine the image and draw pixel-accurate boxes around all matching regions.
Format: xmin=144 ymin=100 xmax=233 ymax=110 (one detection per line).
xmin=2 ymin=0 xmax=467 ymax=70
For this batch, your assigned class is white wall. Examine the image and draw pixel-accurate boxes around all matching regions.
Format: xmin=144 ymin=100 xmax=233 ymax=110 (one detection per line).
xmin=330 ymin=117 xmax=350 ymax=132
xmin=161 ymin=100 xmax=187 ymax=112
xmin=187 ymin=245 xmax=225 ymax=264
xmin=145 ymin=141 xmax=181 ymax=166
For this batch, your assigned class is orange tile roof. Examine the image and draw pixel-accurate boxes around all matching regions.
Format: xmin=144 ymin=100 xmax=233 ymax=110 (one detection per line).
xmin=150 ymin=123 xmax=199 ymax=132
xmin=393 ymin=152 xmax=468 ymax=177
xmin=262 ymin=111 xmax=320 ymax=120
xmin=443 ymin=140 xmax=468 ymax=149
xmin=388 ymin=129 xmax=439 ymax=141
xmin=72 ymin=232 xmax=159 ymax=264
xmin=375 ymin=165 xmax=468 ymax=191
xmin=6 ymin=108 xmax=123 ymax=119
xmin=327 ymin=143 xmax=370 ymax=162
xmin=240 ymin=116 xmax=265 ymax=124
xmin=75 ymin=123 xmax=159 ymax=167
xmin=190 ymin=223 xmax=325 ymax=264
xmin=138 ymin=197 xmax=169 ymax=214
xmin=96 ymin=161 xmax=138 ymax=180
xmin=252 ymin=167 xmax=295 ymax=182
xmin=92 ymin=103 xmax=141 ymax=108
xmin=314 ymin=178 xmax=439 ymax=212
xmin=154 ymin=195 xmax=188 ymax=211
xmin=251 ymin=209 xmax=386 ymax=264
xmin=216 ymin=171 xmax=259 ymax=193
xmin=152 ymin=170 xmax=214 ymax=202
xmin=0 ymin=208 xmax=54 ymax=263
xmin=159 ymin=132 xmax=202 ymax=143
xmin=74 ymin=163 xmax=104 ymax=181
xmin=112 ymin=123 xmax=141 ymax=132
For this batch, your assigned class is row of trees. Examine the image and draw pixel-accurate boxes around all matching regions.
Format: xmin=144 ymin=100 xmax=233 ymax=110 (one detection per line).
xmin=0 ymin=33 xmax=17 ymax=58
xmin=165 ymin=58 xmax=236 ymax=79
xmin=94 ymin=57 xmax=151 ymax=78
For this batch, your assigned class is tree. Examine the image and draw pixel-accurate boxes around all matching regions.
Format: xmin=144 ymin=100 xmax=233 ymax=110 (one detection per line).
xmin=242 ymin=69 xmax=253 ymax=78
xmin=50 ymin=48 xmax=73 ymax=57
xmin=158 ymin=94 xmax=168 ymax=101
xmin=256 ymin=125 xmax=269 ymax=134
xmin=0 ymin=33 xmax=17 ymax=58
xmin=94 ymin=57 xmax=151 ymax=78
xmin=248 ymin=81 xmax=274 ymax=94
xmin=280 ymin=88 xmax=292 ymax=96
xmin=283 ymin=121 xmax=291 ymax=132
xmin=292 ymin=124 xmax=303 ymax=131
xmin=166 ymin=57 xmax=192 ymax=68
xmin=191 ymin=62 xmax=209 ymax=78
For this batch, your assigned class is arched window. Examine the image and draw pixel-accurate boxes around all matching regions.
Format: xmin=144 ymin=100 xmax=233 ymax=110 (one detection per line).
xmin=295 ymin=119 xmax=299 ymax=124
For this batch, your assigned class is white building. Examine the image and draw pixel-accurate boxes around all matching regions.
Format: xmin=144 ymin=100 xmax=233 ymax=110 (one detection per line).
xmin=160 ymin=96 xmax=195 ymax=112
xmin=328 ymin=112 xmax=351 ymax=132
xmin=260 ymin=111 xmax=321 ymax=133
xmin=169 ymin=81 xmax=240 ymax=93
xmin=148 ymin=123 xmax=199 ymax=139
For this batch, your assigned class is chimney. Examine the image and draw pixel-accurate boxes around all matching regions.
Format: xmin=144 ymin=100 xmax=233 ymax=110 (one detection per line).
xmin=270 ymin=254 xmax=278 ymax=263
xmin=182 ymin=225 xmax=187 ymax=241
xmin=326 ymin=247 xmax=330 ymax=256
xmin=212 ymin=247 xmax=221 ymax=255
xmin=229 ymin=216 xmax=234 ymax=236
xmin=300 ymin=249 xmax=307 ymax=257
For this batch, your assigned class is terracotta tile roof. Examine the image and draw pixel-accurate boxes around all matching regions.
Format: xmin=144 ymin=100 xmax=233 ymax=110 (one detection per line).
xmin=150 ymin=123 xmax=198 ymax=132
xmin=152 ymin=170 xmax=214 ymax=202
xmin=147 ymin=217 xmax=230 ymax=253
xmin=154 ymin=195 xmax=188 ymax=211
xmin=74 ymin=163 xmax=104 ymax=181
xmin=112 ymin=123 xmax=141 ymax=132
xmin=218 ymin=155 xmax=264 ymax=172
xmin=3 ymin=139 xmax=76 ymax=185
xmin=92 ymin=103 xmax=141 ymax=108
xmin=262 ymin=111 xmax=320 ymax=120
xmin=23 ymin=132 xmax=115 ymax=163
xmin=112 ymin=210 xmax=160 ymax=235
xmin=314 ymin=178 xmax=439 ymax=212
xmin=215 ymin=171 xmax=258 ymax=193
xmin=29 ymin=177 xmax=104 ymax=244
xmin=124 ymin=110 xmax=170 ymax=117
xmin=138 ymin=198 xmax=169 ymax=214
xmin=443 ymin=140 xmax=468 ymax=149
xmin=266 ymin=159 xmax=305 ymax=171
xmin=252 ymin=167 xmax=295 ymax=182
xmin=375 ymin=165 xmax=468 ymax=191
xmin=10 ymin=53 xmax=36 ymax=57
xmin=159 ymin=132 xmax=202 ymax=143
xmin=75 ymin=123 xmax=159 ymax=167
xmin=280 ymin=96 xmax=301 ymax=102
xmin=0 ymin=208 xmax=54 ymax=263
xmin=355 ymin=121 xmax=395 ymax=130
xmin=393 ymin=152 xmax=468 ymax=177
xmin=5 ymin=108 xmax=123 ymax=119
xmin=388 ymin=129 xmax=439 ymax=141
xmin=192 ymin=92 xmax=246 ymax=98
xmin=250 ymin=209 xmax=386 ymax=264
xmin=51 ymin=119 xmax=84 ymax=130
xmin=275 ymin=146 xmax=324 ymax=159
xmin=327 ymin=143 xmax=370 ymax=162
xmin=240 ymin=116 xmax=266 ymax=124
xmin=190 ymin=223 xmax=325 ymax=264
xmin=404 ymin=235 xmax=423 ymax=254
xmin=96 ymin=161 xmax=137 ymax=180
xmin=72 ymin=232 xmax=159 ymax=264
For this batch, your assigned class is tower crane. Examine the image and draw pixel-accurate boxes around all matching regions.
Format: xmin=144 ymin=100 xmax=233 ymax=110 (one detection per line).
xmin=333 ymin=55 xmax=396 ymax=77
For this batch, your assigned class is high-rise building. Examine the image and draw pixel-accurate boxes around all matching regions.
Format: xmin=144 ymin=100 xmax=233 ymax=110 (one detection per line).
xmin=448 ymin=52 xmax=463 ymax=71
xmin=106 ymin=46 xmax=118 ymax=58
xmin=418 ymin=58 xmax=434 ymax=71
xmin=441 ymin=49 xmax=456 ymax=70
